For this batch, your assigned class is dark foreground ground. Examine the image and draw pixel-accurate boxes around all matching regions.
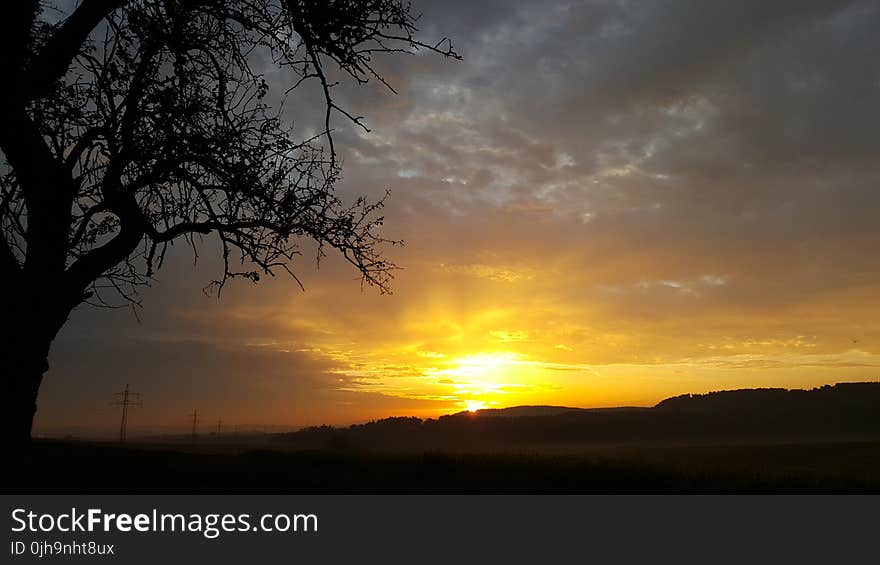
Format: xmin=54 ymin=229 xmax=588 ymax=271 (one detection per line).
xmin=13 ymin=439 xmax=880 ymax=493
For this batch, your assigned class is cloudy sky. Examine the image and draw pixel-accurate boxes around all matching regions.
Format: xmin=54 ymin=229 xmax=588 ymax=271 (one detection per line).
xmin=35 ymin=0 xmax=880 ymax=437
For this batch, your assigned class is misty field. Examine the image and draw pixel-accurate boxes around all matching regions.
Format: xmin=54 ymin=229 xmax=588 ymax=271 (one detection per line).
xmin=14 ymin=439 xmax=880 ymax=493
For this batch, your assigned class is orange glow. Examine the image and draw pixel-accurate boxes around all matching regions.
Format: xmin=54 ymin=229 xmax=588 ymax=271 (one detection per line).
xmin=292 ymin=272 xmax=880 ymax=423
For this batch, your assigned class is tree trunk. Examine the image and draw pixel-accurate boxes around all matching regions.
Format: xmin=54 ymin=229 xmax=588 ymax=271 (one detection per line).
xmin=2 ymin=336 xmax=51 ymax=446
xmin=1 ymin=291 xmax=56 ymax=447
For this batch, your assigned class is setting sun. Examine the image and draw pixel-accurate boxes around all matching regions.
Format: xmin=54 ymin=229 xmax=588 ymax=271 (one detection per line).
xmin=464 ymin=400 xmax=488 ymax=412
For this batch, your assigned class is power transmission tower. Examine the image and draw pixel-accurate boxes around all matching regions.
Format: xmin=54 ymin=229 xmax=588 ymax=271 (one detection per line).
xmin=216 ymin=418 xmax=223 ymax=436
xmin=112 ymin=384 xmax=142 ymax=443
xmin=189 ymin=410 xmax=199 ymax=441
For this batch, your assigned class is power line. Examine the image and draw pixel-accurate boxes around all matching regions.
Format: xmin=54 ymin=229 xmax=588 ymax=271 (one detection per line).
xmin=111 ymin=384 xmax=142 ymax=443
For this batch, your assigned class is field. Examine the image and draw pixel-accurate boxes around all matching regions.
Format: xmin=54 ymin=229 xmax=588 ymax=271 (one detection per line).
xmin=14 ymin=439 xmax=880 ymax=493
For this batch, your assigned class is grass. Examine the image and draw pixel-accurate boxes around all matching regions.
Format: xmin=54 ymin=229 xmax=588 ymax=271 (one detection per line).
xmin=12 ymin=439 xmax=880 ymax=493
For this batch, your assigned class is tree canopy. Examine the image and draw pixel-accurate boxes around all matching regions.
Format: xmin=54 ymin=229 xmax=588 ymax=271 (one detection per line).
xmin=1 ymin=0 xmax=457 ymax=306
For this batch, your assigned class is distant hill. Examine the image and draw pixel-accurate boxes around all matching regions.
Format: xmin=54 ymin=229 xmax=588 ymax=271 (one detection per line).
xmin=456 ymin=405 xmax=651 ymax=418
xmin=451 ymin=405 xmax=609 ymax=418
xmin=277 ymin=382 xmax=880 ymax=451
xmin=655 ymin=382 xmax=880 ymax=413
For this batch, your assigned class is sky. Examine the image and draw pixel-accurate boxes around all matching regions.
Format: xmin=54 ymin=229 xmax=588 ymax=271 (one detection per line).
xmin=34 ymin=0 xmax=880 ymax=437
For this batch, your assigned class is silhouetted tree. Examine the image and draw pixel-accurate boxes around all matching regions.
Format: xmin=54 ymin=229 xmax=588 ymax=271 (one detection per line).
xmin=0 ymin=0 xmax=457 ymax=443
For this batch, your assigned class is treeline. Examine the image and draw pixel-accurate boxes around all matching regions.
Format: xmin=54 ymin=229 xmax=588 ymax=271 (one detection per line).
xmin=275 ymin=382 xmax=880 ymax=451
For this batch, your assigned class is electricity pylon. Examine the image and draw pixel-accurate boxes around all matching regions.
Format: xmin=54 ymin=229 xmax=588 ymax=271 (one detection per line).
xmin=112 ymin=384 xmax=142 ymax=443
xmin=189 ymin=409 xmax=199 ymax=441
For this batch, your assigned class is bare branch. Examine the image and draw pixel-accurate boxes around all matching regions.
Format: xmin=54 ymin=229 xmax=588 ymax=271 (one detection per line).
xmin=5 ymin=0 xmax=456 ymax=309
xmin=24 ymin=0 xmax=127 ymax=101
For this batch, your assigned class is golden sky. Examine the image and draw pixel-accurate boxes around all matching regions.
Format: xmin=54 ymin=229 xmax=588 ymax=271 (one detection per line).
xmin=34 ymin=0 xmax=880 ymax=436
